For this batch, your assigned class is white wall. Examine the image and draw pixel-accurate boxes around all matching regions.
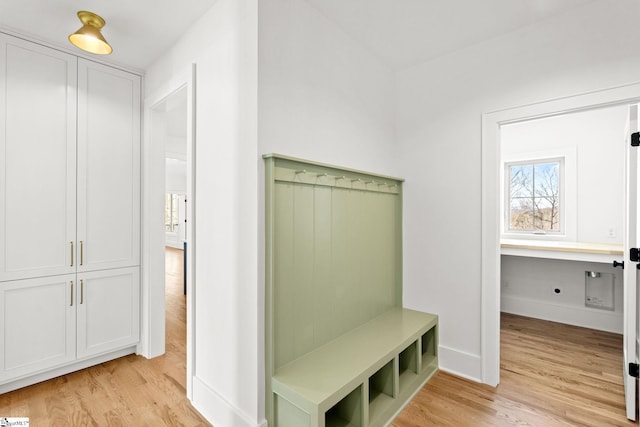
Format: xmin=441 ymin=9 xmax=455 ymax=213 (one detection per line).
xmin=501 ymin=105 xmax=627 ymax=243
xmin=397 ymin=0 xmax=640 ymax=381
xmin=145 ymin=1 xmax=261 ymax=426
xmin=166 ymin=157 xmax=187 ymax=194
xmin=258 ymin=0 xmax=396 ymax=175
xmin=501 ymin=256 xmax=623 ymax=333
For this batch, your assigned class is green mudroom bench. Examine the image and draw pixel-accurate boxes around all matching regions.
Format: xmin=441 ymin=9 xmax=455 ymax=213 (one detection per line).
xmin=272 ymin=308 xmax=438 ymax=427
xmin=264 ymin=154 xmax=438 ymax=427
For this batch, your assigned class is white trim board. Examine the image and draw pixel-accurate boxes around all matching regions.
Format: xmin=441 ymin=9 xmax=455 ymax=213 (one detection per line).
xmin=437 ymin=345 xmax=482 ymax=383
xmin=481 ymin=82 xmax=640 ymax=386
xmin=192 ymin=377 xmax=267 ymax=427
xmin=141 ymin=64 xmax=197 ymax=402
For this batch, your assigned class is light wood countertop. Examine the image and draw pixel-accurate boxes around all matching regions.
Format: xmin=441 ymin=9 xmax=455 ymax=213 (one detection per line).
xmin=500 ymin=239 xmax=623 ymax=255
xmin=500 ymin=239 xmax=623 ymax=263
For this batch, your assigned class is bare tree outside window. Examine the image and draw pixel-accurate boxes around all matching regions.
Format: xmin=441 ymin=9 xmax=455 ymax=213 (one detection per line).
xmin=508 ymin=160 xmax=561 ymax=232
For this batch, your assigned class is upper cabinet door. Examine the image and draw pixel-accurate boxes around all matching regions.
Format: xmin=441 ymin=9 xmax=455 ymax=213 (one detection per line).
xmin=76 ymin=60 xmax=141 ymax=272
xmin=0 ymin=34 xmax=77 ymax=282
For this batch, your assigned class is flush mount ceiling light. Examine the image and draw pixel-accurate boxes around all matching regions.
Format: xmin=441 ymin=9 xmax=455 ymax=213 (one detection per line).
xmin=68 ymin=11 xmax=112 ymax=55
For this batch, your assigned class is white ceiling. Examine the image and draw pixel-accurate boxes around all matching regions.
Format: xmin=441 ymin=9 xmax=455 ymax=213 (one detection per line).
xmin=304 ymin=0 xmax=595 ymax=70
xmin=0 ymin=0 xmax=594 ymax=72
xmin=0 ymin=0 xmax=217 ymax=71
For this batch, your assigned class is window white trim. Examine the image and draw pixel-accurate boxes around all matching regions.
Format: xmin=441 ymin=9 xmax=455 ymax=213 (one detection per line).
xmin=501 ymin=146 xmax=576 ymax=241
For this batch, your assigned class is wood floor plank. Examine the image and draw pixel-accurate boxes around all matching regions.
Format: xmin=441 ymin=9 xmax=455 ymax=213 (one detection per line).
xmin=393 ymin=313 xmax=636 ymax=426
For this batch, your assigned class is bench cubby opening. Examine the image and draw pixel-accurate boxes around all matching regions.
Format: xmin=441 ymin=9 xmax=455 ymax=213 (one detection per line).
xmin=398 ymin=341 xmax=418 ymax=393
xmin=421 ymin=327 xmax=437 ymax=376
xmin=326 ymin=385 xmax=363 ymax=427
xmin=368 ymin=359 xmax=395 ymax=422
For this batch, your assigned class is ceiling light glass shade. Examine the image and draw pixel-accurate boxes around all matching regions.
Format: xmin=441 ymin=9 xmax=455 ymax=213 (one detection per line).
xmin=68 ymin=11 xmax=112 ymax=55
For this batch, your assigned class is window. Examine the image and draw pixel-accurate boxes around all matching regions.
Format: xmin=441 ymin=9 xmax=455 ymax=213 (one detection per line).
xmin=506 ymin=158 xmax=563 ymax=233
xmin=165 ymin=193 xmax=180 ymax=232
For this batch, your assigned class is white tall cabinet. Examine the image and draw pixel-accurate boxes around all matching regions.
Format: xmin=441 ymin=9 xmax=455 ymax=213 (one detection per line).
xmin=0 ymin=34 xmax=141 ymax=388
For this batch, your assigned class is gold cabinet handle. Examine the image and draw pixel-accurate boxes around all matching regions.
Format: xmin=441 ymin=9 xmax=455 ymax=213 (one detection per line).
xmin=70 ymin=281 xmax=74 ymax=306
xmin=70 ymin=241 xmax=74 ymax=267
xmin=80 ymin=279 xmax=84 ymax=304
xmin=80 ymin=241 xmax=84 ymax=266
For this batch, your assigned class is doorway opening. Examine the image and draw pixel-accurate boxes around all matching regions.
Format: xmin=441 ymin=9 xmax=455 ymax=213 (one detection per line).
xmin=496 ymin=104 xmax=632 ymax=420
xmin=157 ymin=86 xmax=188 ymax=384
xmin=143 ymin=66 xmax=196 ymax=400
xmin=500 ymin=105 xmax=627 ymax=331
xmin=481 ymin=83 xmax=640 ymax=400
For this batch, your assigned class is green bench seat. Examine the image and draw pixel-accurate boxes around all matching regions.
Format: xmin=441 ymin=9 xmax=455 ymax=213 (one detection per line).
xmin=272 ymin=308 xmax=438 ymax=427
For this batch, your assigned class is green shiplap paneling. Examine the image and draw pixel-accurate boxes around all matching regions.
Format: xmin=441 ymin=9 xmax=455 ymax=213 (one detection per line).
xmin=329 ymin=187 xmax=351 ymax=340
xmin=292 ymin=183 xmax=315 ymax=361
xmin=273 ymin=182 xmax=295 ymax=369
xmin=273 ymin=183 xmax=401 ymax=368
xmin=312 ymin=186 xmax=333 ymax=347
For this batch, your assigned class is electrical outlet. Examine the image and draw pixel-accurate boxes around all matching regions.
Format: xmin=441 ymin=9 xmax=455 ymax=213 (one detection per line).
xmin=608 ymin=227 xmax=616 ymax=238
xmin=586 ymin=296 xmax=605 ymax=307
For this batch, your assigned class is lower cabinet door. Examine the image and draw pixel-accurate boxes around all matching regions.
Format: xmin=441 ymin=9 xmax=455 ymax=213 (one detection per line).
xmin=76 ymin=267 xmax=140 ymax=359
xmin=0 ymin=275 xmax=76 ymax=382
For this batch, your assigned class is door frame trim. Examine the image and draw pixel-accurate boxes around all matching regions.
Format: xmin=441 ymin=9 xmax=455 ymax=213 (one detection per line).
xmin=140 ymin=64 xmax=196 ymax=398
xmin=481 ymin=82 xmax=640 ymax=386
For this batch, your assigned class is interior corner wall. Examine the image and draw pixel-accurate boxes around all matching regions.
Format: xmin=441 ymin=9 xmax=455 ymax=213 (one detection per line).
xmin=145 ymin=0 xmax=262 ymax=426
xmin=395 ymin=0 xmax=640 ymax=382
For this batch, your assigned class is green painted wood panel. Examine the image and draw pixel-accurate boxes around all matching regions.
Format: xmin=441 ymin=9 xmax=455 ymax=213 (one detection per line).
xmin=273 ymin=180 xmax=400 ymax=369
xmin=275 ymin=393 xmax=311 ymax=427
xmin=313 ymin=186 xmax=334 ymax=346
xmin=274 ymin=182 xmax=295 ymax=369
xmin=265 ymin=154 xmax=406 ymax=425
xmin=325 ymin=385 xmax=363 ymax=427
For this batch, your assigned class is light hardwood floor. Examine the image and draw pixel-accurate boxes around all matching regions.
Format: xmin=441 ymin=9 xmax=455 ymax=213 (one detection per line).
xmin=0 ymin=247 xmax=211 ymax=426
xmin=1 ymin=251 xmax=636 ymax=426
xmin=393 ymin=313 xmax=636 ymax=426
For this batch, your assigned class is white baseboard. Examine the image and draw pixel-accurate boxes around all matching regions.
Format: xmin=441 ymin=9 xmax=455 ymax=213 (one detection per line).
xmin=192 ymin=376 xmax=265 ymax=427
xmin=501 ymin=294 xmax=622 ymax=334
xmin=437 ymin=345 xmax=482 ymax=383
